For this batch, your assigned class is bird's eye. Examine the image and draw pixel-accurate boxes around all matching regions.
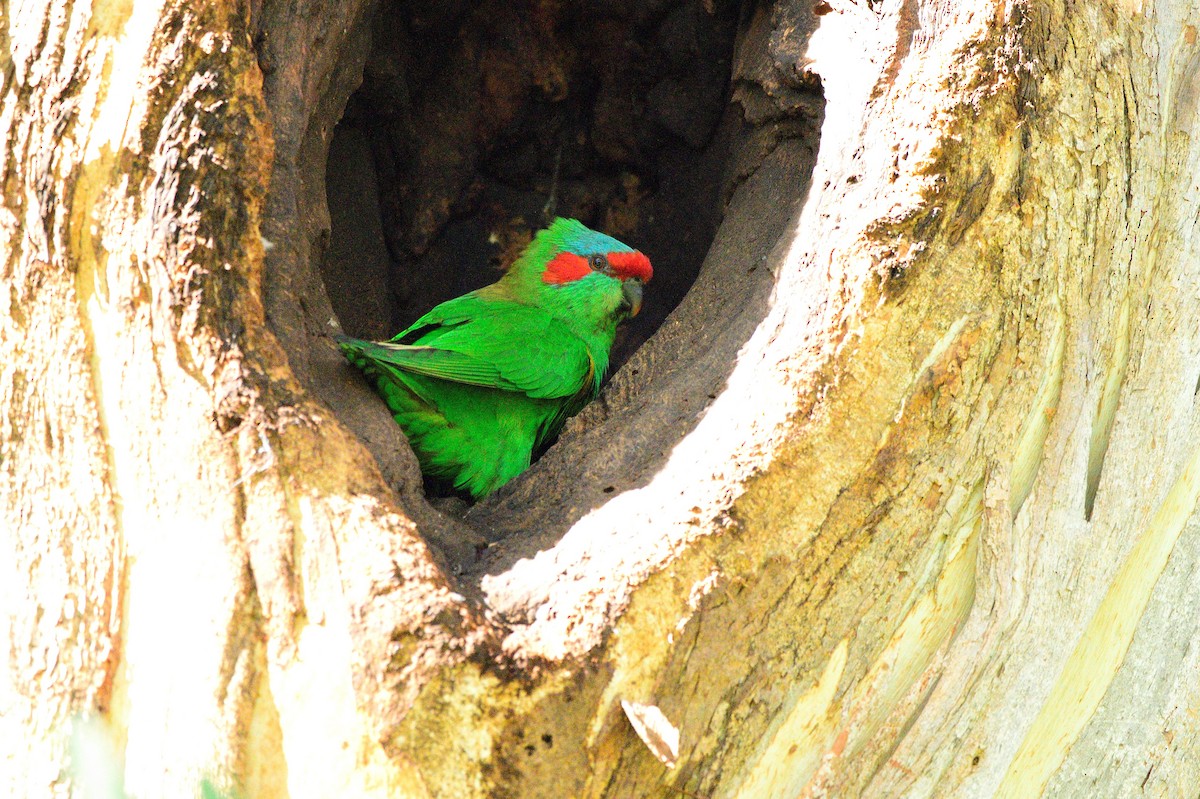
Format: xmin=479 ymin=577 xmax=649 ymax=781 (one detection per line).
xmin=589 ymin=254 xmax=607 ymax=271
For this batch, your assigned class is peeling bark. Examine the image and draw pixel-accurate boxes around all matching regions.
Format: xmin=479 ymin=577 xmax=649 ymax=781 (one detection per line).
xmin=5 ymin=0 xmax=1200 ymax=798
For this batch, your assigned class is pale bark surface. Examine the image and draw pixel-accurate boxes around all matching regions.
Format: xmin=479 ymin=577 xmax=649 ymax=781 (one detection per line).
xmin=3 ymin=0 xmax=1200 ymax=798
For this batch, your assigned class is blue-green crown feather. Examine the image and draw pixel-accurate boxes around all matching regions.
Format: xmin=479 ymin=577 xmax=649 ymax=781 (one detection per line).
xmin=538 ymin=217 xmax=636 ymax=256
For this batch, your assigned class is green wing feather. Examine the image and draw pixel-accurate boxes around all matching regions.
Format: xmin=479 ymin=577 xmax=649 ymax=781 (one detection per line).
xmin=344 ymin=293 xmax=595 ymax=401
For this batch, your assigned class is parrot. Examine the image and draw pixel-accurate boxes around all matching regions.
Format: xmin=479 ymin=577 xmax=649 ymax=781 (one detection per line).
xmin=336 ymin=217 xmax=652 ymax=499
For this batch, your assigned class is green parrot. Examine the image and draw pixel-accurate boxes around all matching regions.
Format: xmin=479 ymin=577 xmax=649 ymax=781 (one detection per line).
xmin=336 ymin=217 xmax=652 ymax=499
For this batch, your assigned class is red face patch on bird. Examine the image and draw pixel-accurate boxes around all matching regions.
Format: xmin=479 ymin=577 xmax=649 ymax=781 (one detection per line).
xmin=542 ymin=252 xmax=592 ymax=284
xmin=607 ymin=251 xmax=653 ymax=282
xmin=542 ymin=250 xmax=653 ymax=285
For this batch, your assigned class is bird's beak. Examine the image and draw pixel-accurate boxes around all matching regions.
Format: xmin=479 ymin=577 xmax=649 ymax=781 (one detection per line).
xmin=622 ymin=279 xmax=644 ymax=317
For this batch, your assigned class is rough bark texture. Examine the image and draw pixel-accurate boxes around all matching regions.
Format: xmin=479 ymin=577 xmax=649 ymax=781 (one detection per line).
xmin=5 ymin=0 xmax=1200 ymax=798
xmin=1 ymin=1 xmax=476 ymax=796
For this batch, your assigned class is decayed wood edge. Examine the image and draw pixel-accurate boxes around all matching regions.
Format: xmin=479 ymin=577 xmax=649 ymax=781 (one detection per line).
xmin=132 ymin=0 xmax=499 ymax=792
xmin=1 ymin=0 xmax=493 ymax=794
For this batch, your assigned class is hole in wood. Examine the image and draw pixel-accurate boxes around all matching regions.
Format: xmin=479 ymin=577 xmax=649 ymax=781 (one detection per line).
xmin=312 ymin=0 xmax=824 ymax=568
xmin=322 ymin=2 xmax=738 ymax=358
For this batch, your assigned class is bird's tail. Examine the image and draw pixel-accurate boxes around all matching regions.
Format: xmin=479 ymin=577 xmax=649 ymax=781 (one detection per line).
xmin=335 ymin=334 xmax=436 ymax=413
xmin=334 ymin=334 xmax=374 ymax=371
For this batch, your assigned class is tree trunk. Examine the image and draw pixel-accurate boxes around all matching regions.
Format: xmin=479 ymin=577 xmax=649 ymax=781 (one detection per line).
xmin=4 ymin=0 xmax=1199 ymax=797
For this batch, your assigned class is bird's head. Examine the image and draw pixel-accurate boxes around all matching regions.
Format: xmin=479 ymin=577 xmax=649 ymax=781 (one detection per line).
xmin=510 ymin=218 xmax=652 ymax=320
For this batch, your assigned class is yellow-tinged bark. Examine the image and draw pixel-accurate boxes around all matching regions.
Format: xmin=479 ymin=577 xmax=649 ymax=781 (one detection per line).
xmin=999 ymin=440 xmax=1200 ymax=797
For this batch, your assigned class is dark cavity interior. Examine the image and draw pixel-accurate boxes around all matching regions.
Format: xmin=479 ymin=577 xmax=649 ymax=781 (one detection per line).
xmin=320 ymin=0 xmax=743 ymax=369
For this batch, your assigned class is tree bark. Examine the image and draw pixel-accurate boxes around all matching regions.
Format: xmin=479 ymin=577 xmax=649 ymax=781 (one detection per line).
xmin=4 ymin=0 xmax=1200 ymax=798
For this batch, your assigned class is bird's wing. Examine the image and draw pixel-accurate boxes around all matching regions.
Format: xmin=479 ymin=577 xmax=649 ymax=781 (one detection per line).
xmin=350 ymin=298 xmax=594 ymax=400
